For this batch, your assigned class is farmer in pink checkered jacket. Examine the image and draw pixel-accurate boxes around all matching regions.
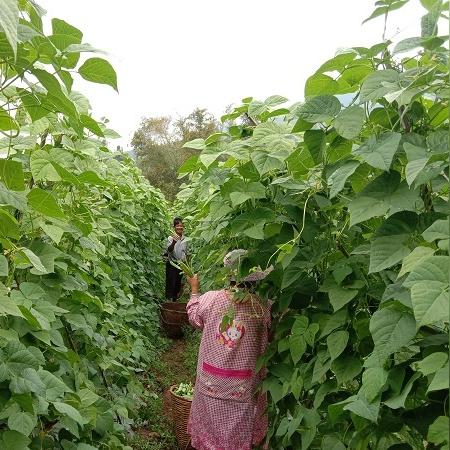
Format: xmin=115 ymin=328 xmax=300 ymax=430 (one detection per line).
xmin=185 ymin=250 xmax=272 ymax=450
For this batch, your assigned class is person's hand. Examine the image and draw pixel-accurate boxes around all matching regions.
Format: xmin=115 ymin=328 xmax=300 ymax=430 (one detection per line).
xmin=172 ymin=234 xmax=180 ymax=242
xmin=186 ymin=274 xmax=199 ymax=294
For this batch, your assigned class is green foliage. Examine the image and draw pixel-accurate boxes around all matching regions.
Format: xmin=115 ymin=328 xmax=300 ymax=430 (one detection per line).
xmin=176 ymin=1 xmax=449 ymax=448
xmin=0 ymin=1 xmax=168 ymax=448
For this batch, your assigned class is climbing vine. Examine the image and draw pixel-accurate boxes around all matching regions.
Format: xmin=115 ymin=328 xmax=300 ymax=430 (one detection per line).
xmin=0 ymin=1 xmax=168 ymax=448
xmin=178 ymin=1 xmax=449 ymax=448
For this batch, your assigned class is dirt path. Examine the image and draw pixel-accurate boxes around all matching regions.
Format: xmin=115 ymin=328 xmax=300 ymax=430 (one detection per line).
xmin=130 ymin=331 xmax=200 ymax=450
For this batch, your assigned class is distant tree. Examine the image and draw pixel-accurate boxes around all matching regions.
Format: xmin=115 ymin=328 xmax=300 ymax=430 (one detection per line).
xmin=131 ymin=108 xmax=219 ymax=201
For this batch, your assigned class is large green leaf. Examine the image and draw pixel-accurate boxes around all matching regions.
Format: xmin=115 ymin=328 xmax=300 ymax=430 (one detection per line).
xmin=359 ymin=69 xmax=399 ymax=102
xmin=428 ymin=416 xmax=450 ymax=446
xmin=0 ymin=294 xmax=23 ymax=317
xmin=0 ymin=430 xmax=31 ymax=450
xmin=427 ymin=363 xmax=448 ymax=392
xmin=369 ymin=235 xmax=410 ymax=273
xmin=53 ymin=402 xmax=85 ymax=425
xmin=305 ymin=74 xmax=339 ymax=97
xmin=334 ymin=106 xmax=365 ymax=139
xmin=349 ymin=172 xmax=421 ymax=226
xmin=370 ymin=306 xmax=416 ymax=362
xmin=0 ymin=159 xmax=24 ymax=191
xmin=384 ymin=373 xmax=421 ymax=409
xmin=0 ymin=254 xmax=8 ymax=276
xmin=404 ymin=256 xmax=449 ymax=327
xmin=251 ymin=150 xmax=285 ymax=176
xmin=0 ymin=0 xmax=19 ymax=57
xmin=412 ymin=352 xmax=448 ymax=376
xmin=79 ymin=58 xmax=118 ymax=91
xmin=353 ymin=132 xmax=401 ymax=171
xmin=361 ymin=367 xmax=388 ymax=402
xmin=398 ymin=246 xmax=435 ymax=278
xmin=327 ymin=330 xmax=349 ymax=362
xmin=0 ymin=182 xmax=27 ymax=210
xmin=422 ymin=219 xmax=449 ymax=242
xmin=27 ymin=188 xmax=65 ymax=219
xmin=344 ymin=394 xmax=380 ymax=422
xmin=8 ymin=411 xmax=36 ymax=436
xmin=295 ymin=96 xmax=341 ymax=123
xmin=331 ymin=356 xmax=362 ymax=385
xmin=0 ymin=209 xmax=20 ymax=239
xmin=0 ymin=107 xmax=19 ymax=131
xmin=327 ymin=160 xmax=360 ymax=199
xmin=30 ymin=150 xmax=61 ymax=182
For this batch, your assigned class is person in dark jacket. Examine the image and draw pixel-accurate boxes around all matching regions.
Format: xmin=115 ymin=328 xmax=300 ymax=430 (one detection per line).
xmin=164 ymin=217 xmax=187 ymax=300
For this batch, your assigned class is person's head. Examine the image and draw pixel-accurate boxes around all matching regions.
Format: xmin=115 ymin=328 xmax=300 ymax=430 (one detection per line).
xmin=173 ymin=217 xmax=184 ymax=236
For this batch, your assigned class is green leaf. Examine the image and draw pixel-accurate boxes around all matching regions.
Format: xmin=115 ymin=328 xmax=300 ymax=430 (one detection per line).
xmin=369 ymin=235 xmax=410 ymax=273
xmin=19 ymin=248 xmax=47 ymax=272
xmin=0 ymin=107 xmax=19 ymax=131
xmin=0 ymin=294 xmax=23 ymax=317
xmin=0 ymin=430 xmax=31 ymax=450
xmin=27 ymin=188 xmax=65 ymax=219
xmin=405 ymin=158 xmax=428 ymax=186
xmin=384 ymin=373 xmax=421 ymax=409
xmin=327 ymin=330 xmax=349 ymax=362
xmin=80 ymin=114 xmax=104 ymax=137
xmin=334 ymin=106 xmax=365 ymax=139
xmin=404 ymin=256 xmax=449 ymax=327
xmin=427 ymin=363 xmax=449 ymax=392
xmin=8 ymin=411 xmax=36 ymax=436
xmin=328 ymin=160 xmax=360 ymax=199
xmin=422 ymin=219 xmax=449 ymax=242
xmin=304 ymin=74 xmax=339 ymax=97
xmin=328 ymin=285 xmax=358 ymax=312
xmin=251 ymin=150 xmax=285 ymax=176
xmin=52 ymin=18 xmax=82 ymax=42
xmin=79 ymin=58 xmax=118 ymax=91
xmin=332 ymin=356 xmax=362 ymax=385
xmin=0 ymin=209 xmax=20 ymax=239
xmin=410 ymin=281 xmax=448 ymax=327
xmin=398 ymin=246 xmax=435 ymax=278
xmin=344 ymin=394 xmax=379 ymax=423
xmin=353 ymin=132 xmax=401 ymax=171
xmin=40 ymin=223 xmax=64 ymax=245
xmin=361 ymin=367 xmax=388 ymax=402
xmin=370 ymin=307 xmax=416 ymax=362
xmin=0 ymin=182 xmax=27 ymax=210
xmin=412 ymin=352 xmax=448 ymax=376
xmin=349 ymin=172 xmax=421 ymax=226
xmin=32 ymin=69 xmax=78 ymax=120
xmin=0 ymin=0 xmax=19 ymax=57
xmin=428 ymin=416 xmax=449 ymax=445
xmin=0 ymin=159 xmax=24 ymax=191
xmin=295 ymin=95 xmax=341 ymax=122
xmin=30 ymin=150 xmax=61 ymax=182
xmin=53 ymin=401 xmax=85 ymax=425
xmin=39 ymin=369 xmax=71 ymax=401
xmin=359 ymin=69 xmax=399 ymax=102
xmin=290 ymin=334 xmax=306 ymax=364
xmin=0 ymin=254 xmax=8 ymax=276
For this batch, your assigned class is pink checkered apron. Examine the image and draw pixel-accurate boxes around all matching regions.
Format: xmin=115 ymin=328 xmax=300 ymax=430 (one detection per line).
xmin=186 ymin=289 xmax=270 ymax=450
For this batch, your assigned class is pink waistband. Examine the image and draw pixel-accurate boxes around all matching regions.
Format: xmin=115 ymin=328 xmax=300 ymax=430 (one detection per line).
xmin=202 ymin=362 xmax=252 ymax=379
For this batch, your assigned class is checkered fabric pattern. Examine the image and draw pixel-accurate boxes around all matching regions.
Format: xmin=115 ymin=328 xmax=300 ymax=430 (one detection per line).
xmin=186 ymin=290 xmax=270 ymax=450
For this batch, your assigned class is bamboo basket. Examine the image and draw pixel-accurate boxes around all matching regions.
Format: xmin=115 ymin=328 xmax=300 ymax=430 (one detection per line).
xmin=160 ymin=302 xmax=189 ymax=338
xmin=168 ymin=385 xmax=193 ymax=450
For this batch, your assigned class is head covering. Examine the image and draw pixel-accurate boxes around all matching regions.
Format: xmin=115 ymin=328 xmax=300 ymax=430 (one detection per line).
xmin=223 ymin=249 xmax=273 ymax=282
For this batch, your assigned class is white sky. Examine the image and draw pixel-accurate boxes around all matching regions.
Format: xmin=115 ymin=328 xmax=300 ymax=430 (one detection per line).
xmin=39 ymin=0 xmax=425 ymax=150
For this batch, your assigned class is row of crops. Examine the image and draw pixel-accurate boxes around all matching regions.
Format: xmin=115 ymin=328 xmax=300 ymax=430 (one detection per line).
xmin=177 ymin=1 xmax=449 ymax=448
xmin=0 ymin=1 xmax=169 ymax=448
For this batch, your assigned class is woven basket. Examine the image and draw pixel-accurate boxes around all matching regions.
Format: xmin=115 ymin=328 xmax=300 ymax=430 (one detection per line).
xmin=160 ymin=302 xmax=189 ymax=338
xmin=169 ymin=385 xmax=193 ymax=450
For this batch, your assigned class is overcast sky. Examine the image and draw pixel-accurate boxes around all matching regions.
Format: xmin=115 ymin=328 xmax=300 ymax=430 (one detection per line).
xmin=39 ymin=1 xmax=424 ymax=150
